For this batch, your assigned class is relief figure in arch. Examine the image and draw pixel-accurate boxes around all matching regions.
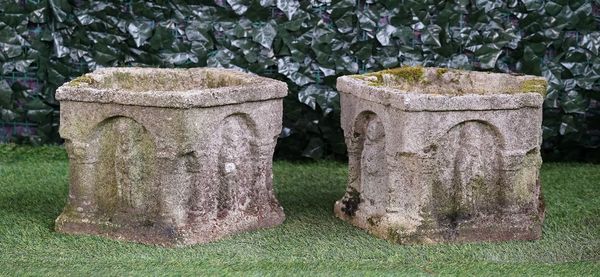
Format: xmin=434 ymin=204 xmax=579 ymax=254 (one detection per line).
xmin=360 ymin=118 xmax=387 ymax=212
xmin=436 ymin=121 xmax=501 ymax=219
xmin=217 ymin=116 xmax=256 ymax=217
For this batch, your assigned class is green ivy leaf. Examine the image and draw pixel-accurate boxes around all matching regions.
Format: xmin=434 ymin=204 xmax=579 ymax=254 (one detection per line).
xmin=376 ymin=24 xmax=397 ymax=46
xmin=302 ymin=137 xmax=325 ymax=159
xmin=226 ymin=0 xmax=249 ymax=15
xmin=0 ymin=80 xmax=13 ymax=108
xmin=252 ymin=21 xmax=277 ymax=48
xmin=561 ymin=90 xmax=588 ymax=114
xmin=277 ymin=57 xmax=312 ymax=86
xmin=48 ymin=0 xmax=71 ymax=23
xmin=128 ymin=21 xmax=154 ymax=47
xmin=298 ymin=84 xmax=338 ymax=115
xmin=277 ymin=0 xmax=300 ymax=20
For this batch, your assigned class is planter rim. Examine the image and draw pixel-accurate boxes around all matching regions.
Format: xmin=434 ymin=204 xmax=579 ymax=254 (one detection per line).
xmin=337 ymin=68 xmax=545 ymax=111
xmin=56 ymin=67 xmax=288 ymax=108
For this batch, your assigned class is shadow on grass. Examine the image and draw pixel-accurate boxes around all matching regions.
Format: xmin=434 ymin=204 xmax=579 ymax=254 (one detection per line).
xmin=0 ymin=187 xmax=66 ymax=231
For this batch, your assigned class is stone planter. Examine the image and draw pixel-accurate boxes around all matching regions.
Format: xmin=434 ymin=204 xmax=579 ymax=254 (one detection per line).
xmin=334 ymin=67 xmax=546 ymax=244
xmin=55 ymin=67 xmax=287 ymax=246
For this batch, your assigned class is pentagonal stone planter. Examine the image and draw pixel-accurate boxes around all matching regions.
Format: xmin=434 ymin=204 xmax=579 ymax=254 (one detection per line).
xmin=55 ymin=67 xmax=287 ymax=246
xmin=334 ymin=67 xmax=546 ymax=244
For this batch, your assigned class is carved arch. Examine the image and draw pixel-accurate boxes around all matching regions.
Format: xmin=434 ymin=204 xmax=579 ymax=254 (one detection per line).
xmin=347 ymin=111 xmax=389 ymax=214
xmin=186 ymin=113 xmax=259 ymax=221
xmin=432 ymin=120 xmax=504 ymax=226
xmin=439 ymin=119 xmax=506 ymax=149
xmin=85 ymin=116 xmax=158 ymax=222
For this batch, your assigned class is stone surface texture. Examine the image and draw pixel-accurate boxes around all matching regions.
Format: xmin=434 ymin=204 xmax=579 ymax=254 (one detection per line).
xmin=334 ymin=67 xmax=546 ymax=244
xmin=55 ymin=67 xmax=287 ymax=246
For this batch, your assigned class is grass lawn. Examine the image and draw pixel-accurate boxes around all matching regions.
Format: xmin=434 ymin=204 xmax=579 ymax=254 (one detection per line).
xmin=0 ymin=145 xmax=598 ymax=276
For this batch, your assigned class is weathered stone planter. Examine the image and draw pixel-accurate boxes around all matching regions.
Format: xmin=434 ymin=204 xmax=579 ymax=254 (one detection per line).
xmin=334 ymin=67 xmax=546 ymax=244
xmin=55 ymin=67 xmax=287 ymax=246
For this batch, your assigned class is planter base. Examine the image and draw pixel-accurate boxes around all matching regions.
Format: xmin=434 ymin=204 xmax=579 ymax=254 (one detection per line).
xmin=56 ymin=207 xmax=284 ymax=246
xmin=335 ymin=188 xmax=544 ymax=244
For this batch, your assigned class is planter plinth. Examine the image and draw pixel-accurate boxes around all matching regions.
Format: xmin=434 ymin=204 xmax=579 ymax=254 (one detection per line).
xmin=55 ymin=67 xmax=287 ymax=246
xmin=334 ymin=67 xmax=546 ymax=244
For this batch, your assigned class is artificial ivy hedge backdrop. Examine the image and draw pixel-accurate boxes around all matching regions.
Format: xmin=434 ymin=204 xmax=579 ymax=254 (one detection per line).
xmin=0 ymin=0 xmax=599 ymax=161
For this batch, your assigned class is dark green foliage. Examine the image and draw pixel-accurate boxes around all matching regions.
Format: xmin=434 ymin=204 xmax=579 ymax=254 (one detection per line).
xmin=0 ymin=0 xmax=598 ymax=161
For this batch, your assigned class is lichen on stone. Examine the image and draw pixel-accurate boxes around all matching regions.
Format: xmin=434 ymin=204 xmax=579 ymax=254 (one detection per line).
xmin=353 ymin=66 xmax=446 ymax=92
xmin=351 ymin=66 xmax=548 ymax=96
xmin=95 ymin=70 xmax=248 ymax=92
xmin=520 ymin=79 xmax=547 ymax=95
xmin=436 ymin=68 xmax=449 ymax=78
xmin=386 ymin=225 xmax=426 ymax=244
xmin=387 ymin=226 xmax=406 ymax=244
xmin=366 ymin=215 xmax=381 ymax=226
xmin=103 ymin=71 xmax=181 ymax=91
xmin=365 ymin=66 xmax=425 ymax=85
xmin=69 ymin=75 xmax=98 ymax=87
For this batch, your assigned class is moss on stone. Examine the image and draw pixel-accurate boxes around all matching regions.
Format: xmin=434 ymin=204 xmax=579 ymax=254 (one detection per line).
xmin=471 ymin=177 xmax=487 ymax=196
xmin=367 ymin=82 xmax=384 ymax=87
xmin=351 ymin=66 xmax=547 ymax=97
xmin=96 ymin=70 xmax=247 ymax=92
xmin=386 ymin=225 xmax=426 ymax=244
xmin=436 ymin=68 xmax=449 ymax=78
xmin=520 ymin=79 xmax=547 ymax=95
xmin=60 ymin=204 xmax=82 ymax=219
xmin=204 ymin=71 xmax=244 ymax=88
xmin=386 ymin=225 xmax=406 ymax=244
xmin=512 ymin=150 xmax=542 ymax=204
xmin=430 ymin=179 xmax=474 ymax=228
xmin=106 ymin=71 xmax=176 ymax=91
xmin=69 ymin=75 xmax=98 ymax=87
xmin=354 ymin=66 xmax=426 ymax=87
xmin=370 ymin=66 xmax=425 ymax=84
xmin=417 ymin=211 xmax=437 ymax=231
xmin=366 ymin=215 xmax=381 ymax=226
xmin=111 ymin=72 xmax=138 ymax=89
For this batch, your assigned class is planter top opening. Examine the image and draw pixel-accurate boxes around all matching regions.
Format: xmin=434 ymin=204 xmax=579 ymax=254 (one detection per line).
xmin=337 ymin=66 xmax=547 ymax=111
xmin=346 ymin=66 xmax=546 ymax=96
xmin=56 ymin=67 xmax=287 ymax=108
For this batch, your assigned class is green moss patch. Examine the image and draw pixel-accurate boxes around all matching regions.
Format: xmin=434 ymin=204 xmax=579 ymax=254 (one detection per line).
xmin=102 ymin=71 xmax=194 ymax=92
xmin=520 ymin=79 xmax=548 ymax=95
xmin=436 ymin=68 xmax=449 ymax=78
xmin=352 ymin=66 xmax=548 ymax=96
xmin=67 ymin=70 xmax=250 ymax=92
xmin=386 ymin=225 xmax=429 ymax=244
xmin=68 ymin=75 xmax=99 ymax=87
xmin=363 ymin=66 xmax=425 ymax=86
